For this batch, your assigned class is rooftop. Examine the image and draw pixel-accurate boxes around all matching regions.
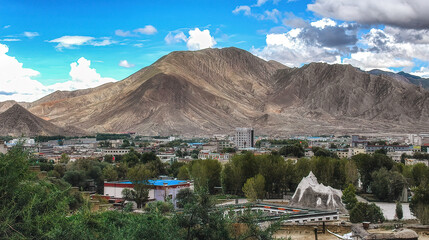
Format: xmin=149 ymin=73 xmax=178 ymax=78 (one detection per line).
xmin=108 ymin=179 xmax=188 ymax=186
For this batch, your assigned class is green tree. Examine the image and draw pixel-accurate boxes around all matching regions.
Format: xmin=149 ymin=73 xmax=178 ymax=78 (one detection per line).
xmin=190 ymin=159 xmax=222 ymax=194
xmin=279 ymin=143 xmax=304 ymax=158
xmin=345 ymin=160 xmax=359 ymax=186
xmin=353 ymin=153 xmax=395 ymax=192
xmin=257 ymin=154 xmax=286 ymax=198
xmin=174 ymin=188 xmax=230 ymax=240
xmin=141 ymin=152 xmax=158 ymax=163
xmin=169 ymin=161 xmax=186 ymax=178
xmin=176 ymin=150 xmax=184 ymax=158
xmin=102 ymin=164 xmax=118 ymax=181
xmin=396 ymin=201 xmax=403 ymax=220
xmin=122 ymin=164 xmax=153 ymax=209
xmin=232 ymin=206 xmax=283 ymax=240
xmin=59 ymin=153 xmax=70 ymax=164
xmin=104 ymin=154 xmax=114 ymax=163
xmin=176 ymin=188 xmax=196 ymax=208
xmin=313 ymin=147 xmax=337 ymax=158
xmin=410 ymin=183 xmax=429 ymax=224
xmin=350 ymin=202 xmax=385 ymax=223
xmin=146 ymin=158 xmax=166 ymax=177
xmin=374 ymin=148 xmax=388 ymax=155
xmin=242 ymin=174 xmax=265 ymax=202
xmin=121 ymin=139 xmax=131 ymax=148
xmin=411 ymin=163 xmax=428 ymax=187
xmin=342 ymin=184 xmax=358 ymax=210
xmin=177 ymin=165 xmax=190 ymax=180
xmin=0 ymin=146 xmax=74 ymax=239
xmin=63 ymin=170 xmax=87 ymax=189
xmin=122 ymin=148 xmax=141 ymax=166
xmin=370 ymin=168 xmax=406 ymax=201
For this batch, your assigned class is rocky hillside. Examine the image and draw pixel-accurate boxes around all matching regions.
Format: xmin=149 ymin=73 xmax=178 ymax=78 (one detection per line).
xmin=369 ymin=69 xmax=429 ymax=89
xmin=0 ymin=104 xmax=86 ymax=136
xmin=2 ymin=47 xmax=429 ymax=136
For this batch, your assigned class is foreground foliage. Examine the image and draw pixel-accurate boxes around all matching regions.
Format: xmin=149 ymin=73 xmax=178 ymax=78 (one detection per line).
xmin=0 ymin=147 xmax=282 ymax=239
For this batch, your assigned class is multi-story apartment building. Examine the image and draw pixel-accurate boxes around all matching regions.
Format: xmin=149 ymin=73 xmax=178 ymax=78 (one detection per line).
xmin=234 ymin=127 xmax=254 ymax=149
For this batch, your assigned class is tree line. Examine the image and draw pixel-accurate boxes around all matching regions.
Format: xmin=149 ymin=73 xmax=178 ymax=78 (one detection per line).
xmin=0 ymin=146 xmax=281 ymax=239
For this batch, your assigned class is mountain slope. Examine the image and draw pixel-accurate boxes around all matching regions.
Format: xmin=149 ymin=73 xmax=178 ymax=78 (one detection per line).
xmin=26 ymin=47 xmax=287 ymax=135
xmin=14 ymin=47 xmax=429 ymax=135
xmin=368 ymin=69 xmax=429 ymax=89
xmin=0 ymin=104 xmax=86 ymax=136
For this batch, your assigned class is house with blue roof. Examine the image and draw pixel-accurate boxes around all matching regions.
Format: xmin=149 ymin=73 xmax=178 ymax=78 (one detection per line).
xmin=104 ymin=179 xmax=192 ymax=207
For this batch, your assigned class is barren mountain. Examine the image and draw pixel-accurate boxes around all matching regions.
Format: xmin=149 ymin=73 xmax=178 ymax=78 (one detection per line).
xmin=369 ymin=69 xmax=429 ymax=89
xmin=0 ymin=104 xmax=86 ymax=136
xmin=4 ymin=47 xmax=429 ymax=136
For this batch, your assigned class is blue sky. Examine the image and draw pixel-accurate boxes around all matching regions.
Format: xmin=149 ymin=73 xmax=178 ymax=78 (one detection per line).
xmin=1 ymin=0 xmax=429 ymax=101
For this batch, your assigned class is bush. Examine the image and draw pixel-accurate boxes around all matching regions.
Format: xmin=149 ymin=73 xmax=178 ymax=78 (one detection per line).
xmin=342 ymin=184 xmax=358 ymax=210
xmin=350 ymin=202 xmax=385 ymax=223
xmin=396 ymin=201 xmax=403 ymax=220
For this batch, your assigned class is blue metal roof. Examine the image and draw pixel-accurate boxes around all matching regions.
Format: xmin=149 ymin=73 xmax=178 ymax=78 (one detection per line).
xmin=118 ymin=179 xmax=187 ymax=186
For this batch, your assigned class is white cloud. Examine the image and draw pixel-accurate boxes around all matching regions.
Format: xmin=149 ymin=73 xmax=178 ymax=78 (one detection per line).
xmin=384 ymin=26 xmax=429 ymax=44
xmin=0 ymin=39 xmax=21 ymax=42
xmin=233 ymin=6 xmax=251 ymax=16
xmin=0 ymin=43 xmax=47 ymax=102
xmin=49 ymin=36 xmax=94 ymax=49
xmin=164 ymin=31 xmax=188 ymax=44
xmin=343 ymin=52 xmax=414 ymax=70
xmin=187 ymin=28 xmax=216 ymax=50
xmin=133 ymin=43 xmax=144 ymax=48
xmin=47 ymin=57 xmax=116 ymax=91
xmin=251 ymin=28 xmax=339 ymax=67
xmin=134 ymin=25 xmax=157 ymax=35
xmin=23 ymin=32 xmax=39 ymax=38
xmin=48 ymin=36 xmax=115 ymax=50
xmin=118 ymin=60 xmax=135 ymax=68
xmin=254 ymin=0 xmax=269 ymax=6
xmin=91 ymin=37 xmax=116 ymax=46
xmin=116 ymin=26 xmax=157 ymax=38
xmin=0 ymin=43 xmax=116 ymax=102
xmin=115 ymin=29 xmax=134 ymax=37
xmin=3 ymin=25 xmax=11 ymax=29
xmin=259 ymin=9 xmax=282 ymax=23
xmin=233 ymin=5 xmax=282 ymax=23
xmin=411 ymin=67 xmax=429 ymax=78
xmin=310 ymin=18 xmax=336 ymax=29
xmin=341 ymin=28 xmax=429 ymax=70
xmin=308 ymin=0 xmax=429 ymax=29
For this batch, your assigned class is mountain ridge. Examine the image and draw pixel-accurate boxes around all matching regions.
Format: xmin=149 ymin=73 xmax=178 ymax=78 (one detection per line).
xmin=1 ymin=47 xmax=429 ymax=136
xmin=0 ymin=104 xmax=86 ymax=136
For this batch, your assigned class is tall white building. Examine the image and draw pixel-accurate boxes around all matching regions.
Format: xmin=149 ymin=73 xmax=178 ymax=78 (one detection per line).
xmin=235 ymin=127 xmax=254 ymax=149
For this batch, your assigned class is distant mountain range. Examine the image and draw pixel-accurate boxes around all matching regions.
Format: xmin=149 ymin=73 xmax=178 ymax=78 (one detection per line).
xmin=367 ymin=69 xmax=429 ymax=89
xmin=1 ymin=47 xmax=429 ymax=136
xmin=0 ymin=104 xmax=86 ymax=136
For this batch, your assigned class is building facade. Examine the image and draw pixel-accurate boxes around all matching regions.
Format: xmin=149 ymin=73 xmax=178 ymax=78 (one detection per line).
xmin=104 ymin=180 xmax=192 ymax=207
xmin=235 ymin=127 xmax=254 ymax=149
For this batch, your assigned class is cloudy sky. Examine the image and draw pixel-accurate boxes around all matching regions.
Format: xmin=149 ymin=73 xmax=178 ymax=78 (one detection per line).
xmin=1 ymin=0 xmax=429 ymax=102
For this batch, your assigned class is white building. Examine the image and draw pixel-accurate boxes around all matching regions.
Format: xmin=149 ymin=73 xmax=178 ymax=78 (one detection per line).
xmin=0 ymin=141 xmax=7 ymax=154
xmin=198 ymin=151 xmax=232 ymax=163
xmin=235 ymin=127 xmax=254 ymax=149
xmin=156 ymin=153 xmax=178 ymax=163
xmin=102 ymin=149 xmax=130 ymax=156
xmin=104 ymin=180 xmax=192 ymax=207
